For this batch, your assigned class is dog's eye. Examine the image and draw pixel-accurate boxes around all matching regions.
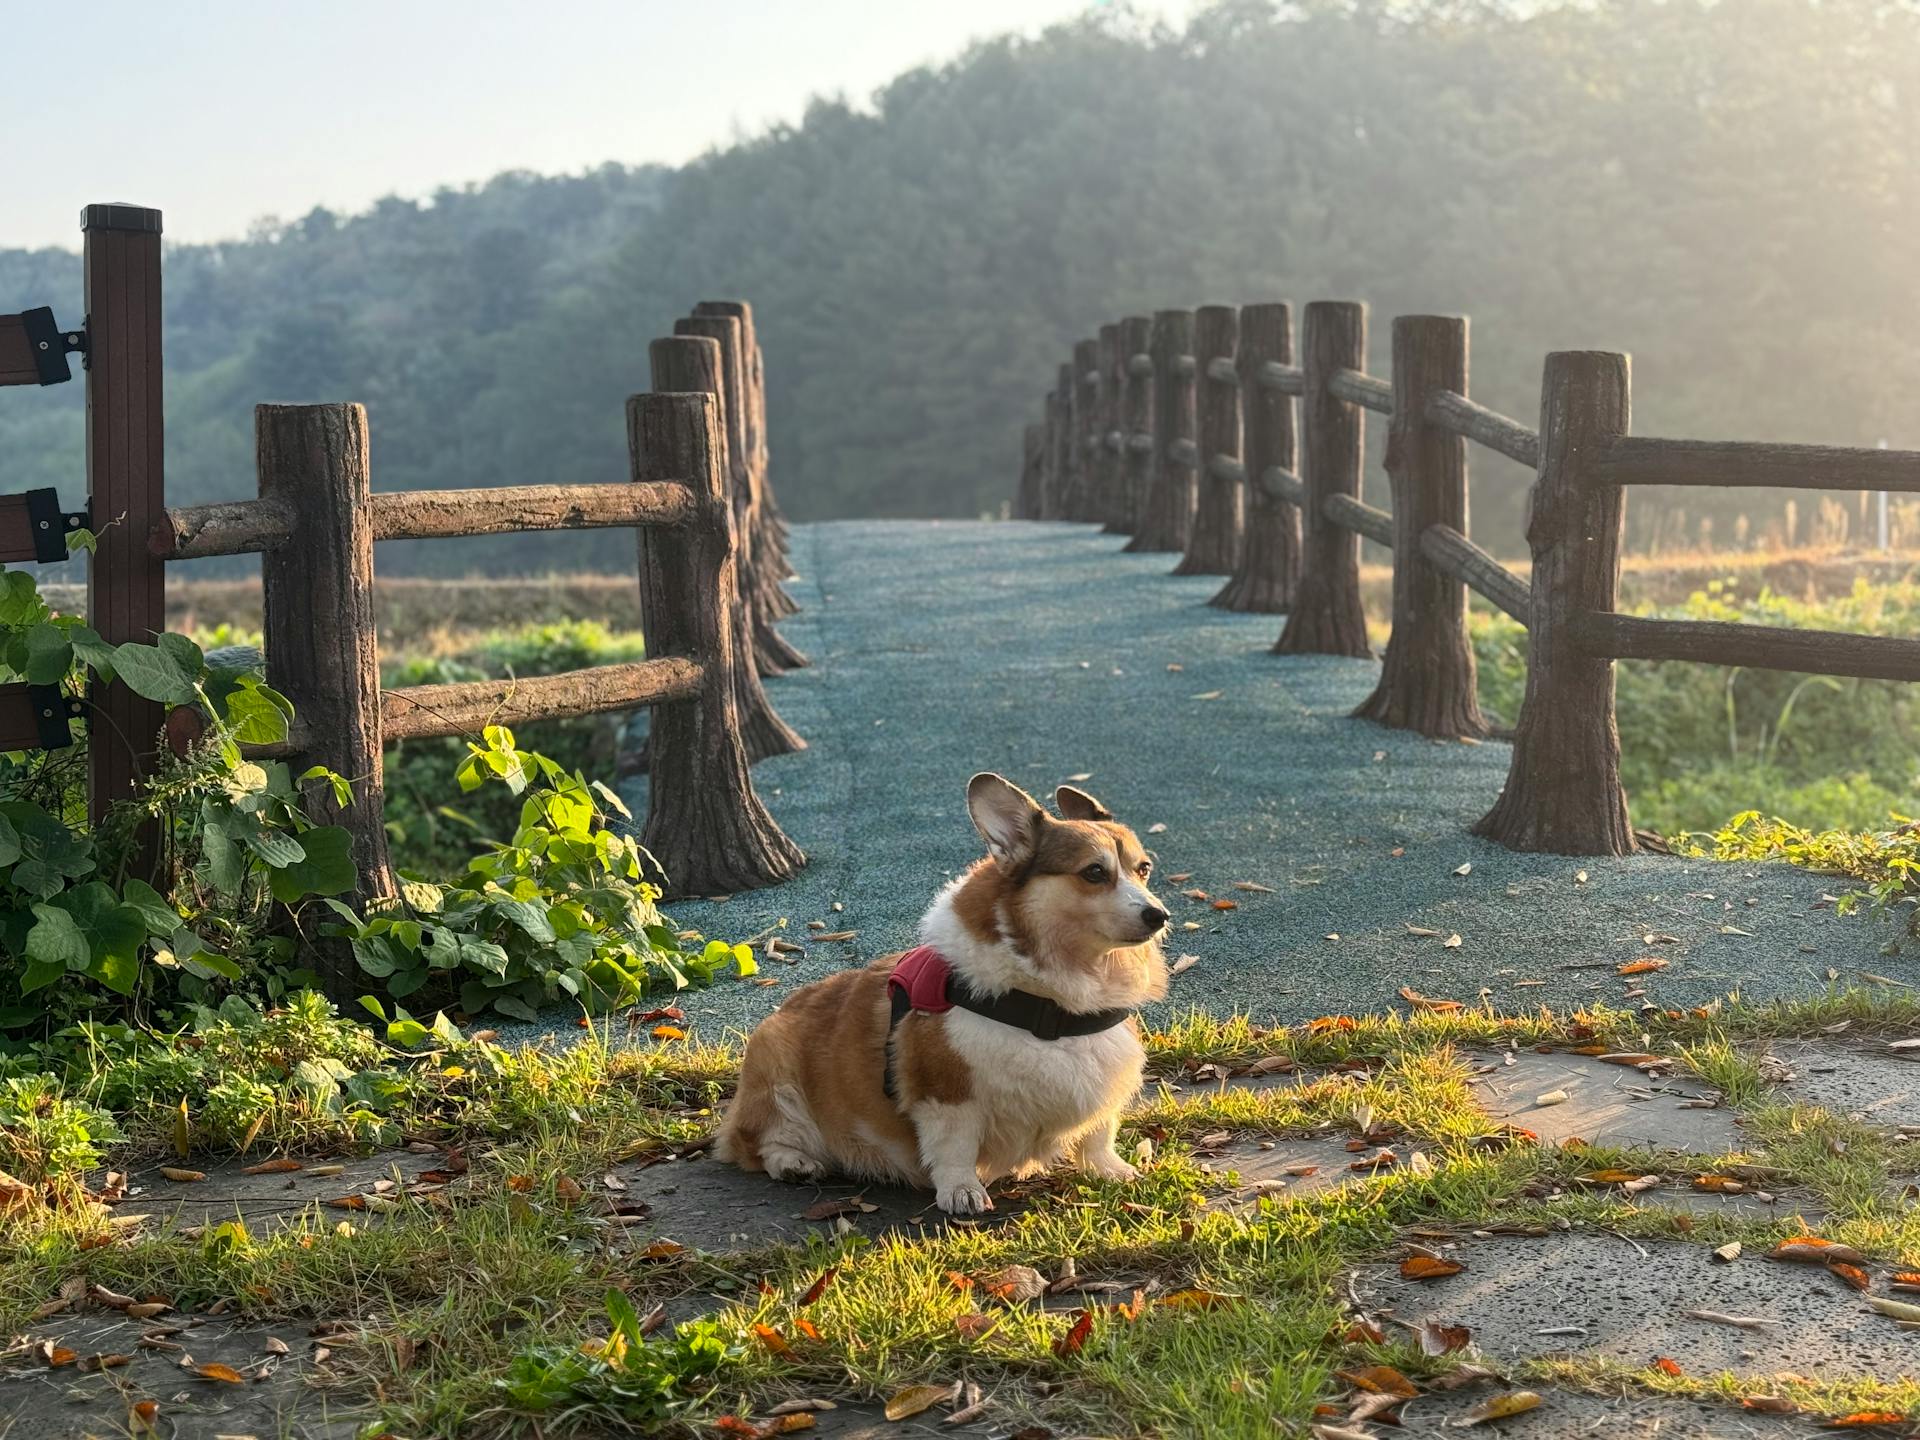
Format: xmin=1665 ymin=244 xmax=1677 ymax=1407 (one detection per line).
xmin=1080 ymin=863 xmax=1110 ymax=885
xmin=1136 ymin=862 xmax=1152 ymax=879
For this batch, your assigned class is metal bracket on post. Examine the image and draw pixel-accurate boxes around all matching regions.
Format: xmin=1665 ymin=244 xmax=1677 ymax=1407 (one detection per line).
xmin=19 ymin=307 xmax=87 ymax=386
xmin=23 ymin=488 xmax=90 ymax=562
xmin=27 ymin=685 xmax=83 ymax=750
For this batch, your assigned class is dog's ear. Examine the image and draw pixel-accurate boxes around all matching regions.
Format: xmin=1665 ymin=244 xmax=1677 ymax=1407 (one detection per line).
xmin=967 ymin=773 xmax=1045 ymax=870
xmin=1054 ymin=785 xmax=1114 ymax=822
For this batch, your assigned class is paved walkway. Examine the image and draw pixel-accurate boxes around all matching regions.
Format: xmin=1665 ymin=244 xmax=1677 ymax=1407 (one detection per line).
xmin=603 ymin=520 xmax=1906 ymax=1042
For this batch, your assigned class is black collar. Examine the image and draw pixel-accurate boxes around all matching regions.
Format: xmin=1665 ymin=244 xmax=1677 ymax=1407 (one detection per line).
xmin=884 ymin=972 xmax=1132 ymax=1100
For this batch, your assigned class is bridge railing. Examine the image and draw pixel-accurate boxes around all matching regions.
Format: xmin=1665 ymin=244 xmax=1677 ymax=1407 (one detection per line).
xmin=1016 ymin=301 xmax=1920 ymax=857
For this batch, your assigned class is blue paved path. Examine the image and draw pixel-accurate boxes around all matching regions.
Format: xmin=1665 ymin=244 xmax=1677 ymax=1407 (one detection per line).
xmin=600 ymin=520 xmax=1903 ymax=1041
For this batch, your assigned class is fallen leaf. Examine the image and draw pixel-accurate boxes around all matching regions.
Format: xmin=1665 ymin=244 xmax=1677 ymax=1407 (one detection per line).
xmin=1399 ymin=986 xmax=1463 ymax=1013
xmin=1713 ymin=1242 xmax=1743 ymax=1263
xmin=264 ymin=1336 xmax=291 ymax=1355
xmin=1618 ymin=958 xmax=1670 ymax=975
xmin=1337 ymin=1364 xmax=1418 ymax=1398
xmin=125 ymin=1302 xmax=171 ymax=1320
xmin=976 ymin=1265 xmax=1048 ymax=1303
xmin=1693 ymin=1175 xmax=1746 ymax=1193
xmin=1053 ymin=1308 xmax=1094 ymax=1356
xmin=810 ymin=930 xmax=859 ymax=943
xmin=1170 ymin=954 xmax=1200 ymax=977
xmin=159 ymin=1167 xmax=206 ymax=1183
xmin=130 ymin=1399 xmax=160 ymax=1433
xmin=1399 ymin=1256 xmax=1464 ymax=1281
xmin=1769 ymin=1238 xmax=1869 ymax=1267
xmin=1416 ymin=1319 xmax=1473 ymax=1356
xmin=193 ymin=1362 xmax=248 ymax=1384
xmin=1742 ymin=1396 xmax=1798 ymax=1414
xmin=76 ymin=1352 xmax=131 ymax=1372
xmin=1682 ymin=1308 xmax=1780 ymax=1330
xmin=1444 ymin=934 xmax=1463 ymax=949
xmin=306 ymin=1163 xmax=346 ymax=1177
xmin=1821 ymin=1415 xmax=1912 ymax=1430
xmin=1233 ymin=881 xmax=1274 ymax=893
xmin=1453 ymin=863 xmax=1473 ymax=876
xmin=1535 ymin=1090 xmax=1570 ymax=1107
xmin=1158 ymin=1289 xmax=1235 ymax=1310
xmin=953 ymin=1312 xmax=1000 ymax=1339
xmin=241 ymin=1158 xmax=303 ymax=1175
xmin=1212 ymin=899 xmax=1238 ymax=911
xmin=639 ymin=1241 xmax=686 ymax=1261
xmin=1828 ymin=1262 xmax=1872 ymax=1292
xmin=885 ymin=1385 xmax=954 ymax=1421
xmin=769 ymin=1399 xmax=840 ymax=1416
xmin=1457 ymin=1391 xmax=1542 ymax=1425
xmin=752 ymin=1323 xmax=795 ymax=1358
xmin=1866 ymin=1297 xmax=1920 ymax=1323
xmin=802 ymin=1198 xmax=870 ymax=1222
xmin=1653 ymin=1356 xmax=1684 ymax=1377
xmin=651 ymin=1025 xmax=687 ymax=1040
xmin=798 ymin=1269 xmax=837 ymax=1305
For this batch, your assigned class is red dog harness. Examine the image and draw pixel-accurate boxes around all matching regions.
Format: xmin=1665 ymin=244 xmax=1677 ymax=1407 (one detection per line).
xmin=882 ymin=945 xmax=1132 ymax=1099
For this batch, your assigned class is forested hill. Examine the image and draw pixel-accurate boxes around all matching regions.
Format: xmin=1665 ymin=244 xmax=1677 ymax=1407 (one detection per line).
xmin=3 ymin=0 xmax=1916 ymax=575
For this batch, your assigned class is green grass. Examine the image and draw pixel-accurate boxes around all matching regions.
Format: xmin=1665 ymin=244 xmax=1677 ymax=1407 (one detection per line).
xmin=8 ymin=991 xmax=1920 ymax=1437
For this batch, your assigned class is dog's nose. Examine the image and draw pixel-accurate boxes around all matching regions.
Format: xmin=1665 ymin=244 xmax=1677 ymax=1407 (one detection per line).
xmin=1140 ymin=904 xmax=1169 ymax=932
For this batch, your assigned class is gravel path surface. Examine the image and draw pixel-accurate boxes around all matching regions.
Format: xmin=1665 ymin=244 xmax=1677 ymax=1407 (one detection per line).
xmin=499 ymin=519 xmax=1905 ymax=1047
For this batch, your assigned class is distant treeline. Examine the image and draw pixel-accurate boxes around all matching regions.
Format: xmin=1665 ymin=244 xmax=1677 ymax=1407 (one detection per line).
xmin=3 ymin=0 xmax=1915 ymax=574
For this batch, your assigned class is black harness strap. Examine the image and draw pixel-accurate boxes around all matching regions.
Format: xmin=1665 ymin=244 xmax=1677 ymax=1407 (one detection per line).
xmin=883 ymin=972 xmax=1131 ymax=1101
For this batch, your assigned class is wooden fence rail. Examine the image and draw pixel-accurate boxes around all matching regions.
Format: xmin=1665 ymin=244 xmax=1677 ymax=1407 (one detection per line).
xmin=2 ymin=217 xmax=806 ymax=991
xmin=1016 ymin=299 xmax=1920 ymax=856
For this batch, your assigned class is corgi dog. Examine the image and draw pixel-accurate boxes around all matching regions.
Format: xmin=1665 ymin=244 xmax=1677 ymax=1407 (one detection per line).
xmin=716 ymin=773 xmax=1169 ymax=1214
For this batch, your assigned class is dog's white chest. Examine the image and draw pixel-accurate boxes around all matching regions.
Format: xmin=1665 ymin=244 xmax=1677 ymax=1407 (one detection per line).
xmin=945 ymin=1012 xmax=1142 ymax=1136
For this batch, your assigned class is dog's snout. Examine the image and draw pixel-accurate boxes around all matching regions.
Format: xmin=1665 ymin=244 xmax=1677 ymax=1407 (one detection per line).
xmin=1140 ymin=903 xmax=1169 ymax=933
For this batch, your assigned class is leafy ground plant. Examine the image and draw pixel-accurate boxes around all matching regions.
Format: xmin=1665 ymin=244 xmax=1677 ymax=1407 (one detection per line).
xmin=330 ymin=723 xmax=753 ymax=1019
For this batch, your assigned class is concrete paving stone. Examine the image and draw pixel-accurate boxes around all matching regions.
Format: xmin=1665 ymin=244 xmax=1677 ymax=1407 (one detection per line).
xmin=0 ymin=1312 xmax=363 ymax=1440
xmin=1389 ymin=1384 xmax=1809 ymax=1438
xmin=1467 ymin=1049 xmax=1744 ymax=1153
xmin=1357 ymin=1233 xmax=1920 ymax=1380
xmin=1771 ymin=1040 xmax=1920 ymax=1130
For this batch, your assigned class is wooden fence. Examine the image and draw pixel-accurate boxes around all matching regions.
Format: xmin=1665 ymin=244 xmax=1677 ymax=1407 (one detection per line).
xmin=1016 ymin=300 xmax=1920 ymax=856
xmin=3 ymin=205 xmax=806 ymax=961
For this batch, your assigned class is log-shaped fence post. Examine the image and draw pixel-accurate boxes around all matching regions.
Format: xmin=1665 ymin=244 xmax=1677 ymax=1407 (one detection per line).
xmin=1473 ymin=351 xmax=1634 ymax=855
xmin=1176 ymin=305 xmax=1243 ymax=576
xmin=1116 ymin=315 xmax=1153 ymax=538
xmin=257 ymin=403 xmax=396 ymax=994
xmin=678 ymin=314 xmax=806 ymax=675
xmin=1213 ymin=301 xmax=1297 ymax=612
xmin=1127 ymin=310 xmax=1196 ymax=554
xmin=83 ymin=204 xmax=168 ymax=874
xmin=1096 ymin=324 xmax=1126 ymax=533
xmin=1276 ymin=301 xmax=1370 ymax=656
xmin=1071 ymin=337 xmax=1100 ymax=522
xmin=655 ymin=333 xmax=804 ymax=764
xmin=1018 ymin=422 xmax=1044 ymax=520
xmin=1355 ymin=316 xmax=1487 ymax=738
xmin=693 ymin=300 xmax=798 ymax=604
xmin=631 ymin=390 xmax=804 ymax=895
xmin=1039 ymin=386 xmax=1063 ymax=520
xmin=1053 ymin=362 xmax=1077 ymax=520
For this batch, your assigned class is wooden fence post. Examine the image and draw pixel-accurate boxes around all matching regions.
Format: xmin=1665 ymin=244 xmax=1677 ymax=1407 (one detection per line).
xmin=1039 ymin=386 xmax=1062 ymax=520
xmin=693 ymin=300 xmax=798 ymax=605
xmin=1116 ymin=315 xmax=1153 ymax=538
xmin=1071 ymin=337 xmax=1100 ymax=522
xmin=631 ymin=390 xmax=803 ymax=895
xmin=1275 ymin=301 xmax=1370 ymax=656
xmin=1126 ymin=310 xmax=1196 ymax=554
xmin=1096 ymin=324 xmax=1126 ymax=533
xmin=257 ymin=403 xmax=396 ymax=993
xmin=1053 ymin=362 xmax=1077 ymax=520
xmin=656 ymin=332 xmax=805 ymax=763
xmin=1018 ymin=423 xmax=1044 ymax=520
xmin=1355 ymin=315 xmax=1487 ymax=738
xmin=677 ymin=314 xmax=806 ymax=675
xmin=1213 ymin=301 xmax=1297 ymax=612
xmin=1474 ymin=351 xmax=1635 ymax=855
xmin=82 ymin=204 xmax=168 ymax=871
xmin=1175 ymin=305 xmax=1243 ymax=576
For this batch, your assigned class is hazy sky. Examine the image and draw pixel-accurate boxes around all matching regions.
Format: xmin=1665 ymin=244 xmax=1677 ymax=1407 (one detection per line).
xmin=1 ymin=0 xmax=1187 ymax=252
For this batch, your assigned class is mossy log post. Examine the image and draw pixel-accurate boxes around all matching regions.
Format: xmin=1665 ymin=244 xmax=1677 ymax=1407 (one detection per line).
xmin=1116 ymin=315 xmax=1153 ymax=537
xmin=1097 ymin=324 xmax=1127 ymax=533
xmin=654 ymin=334 xmax=804 ymax=764
xmin=677 ymin=314 xmax=806 ymax=675
xmin=694 ymin=301 xmax=796 ymax=598
xmin=1070 ymin=337 xmax=1101 ymax=522
xmin=1474 ymin=352 xmax=1635 ymax=855
xmin=1213 ymin=301 xmax=1298 ymax=612
xmin=1126 ymin=310 xmax=1196 ymax=554
xmin=1175 ymin=305 xmax=1243 ymax=577
xmin=1276 ymin=301 xmax=1371 ymax=657
xmin=630 ymin=389 xmax=804 ymax=895
xmin=1354 ymin=316 xmax=1487 ymax=739
xmin=1053 ymin=361 xmax=1077 ymax=520
xmin=256 ymin=403 xmax=396 ymax=995
xmin=1018 ymin=421 xmax=1044 ymax=520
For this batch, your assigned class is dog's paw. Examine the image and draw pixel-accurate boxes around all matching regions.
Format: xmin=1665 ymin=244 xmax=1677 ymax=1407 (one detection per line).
xmin=762 ymin=1149 xmax=823 ymax=1184
xmin=935 ymin=1178 xmax=994 ymax=1215
xmin=1080 ymin=1152 xmax=1140 ymax=1183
